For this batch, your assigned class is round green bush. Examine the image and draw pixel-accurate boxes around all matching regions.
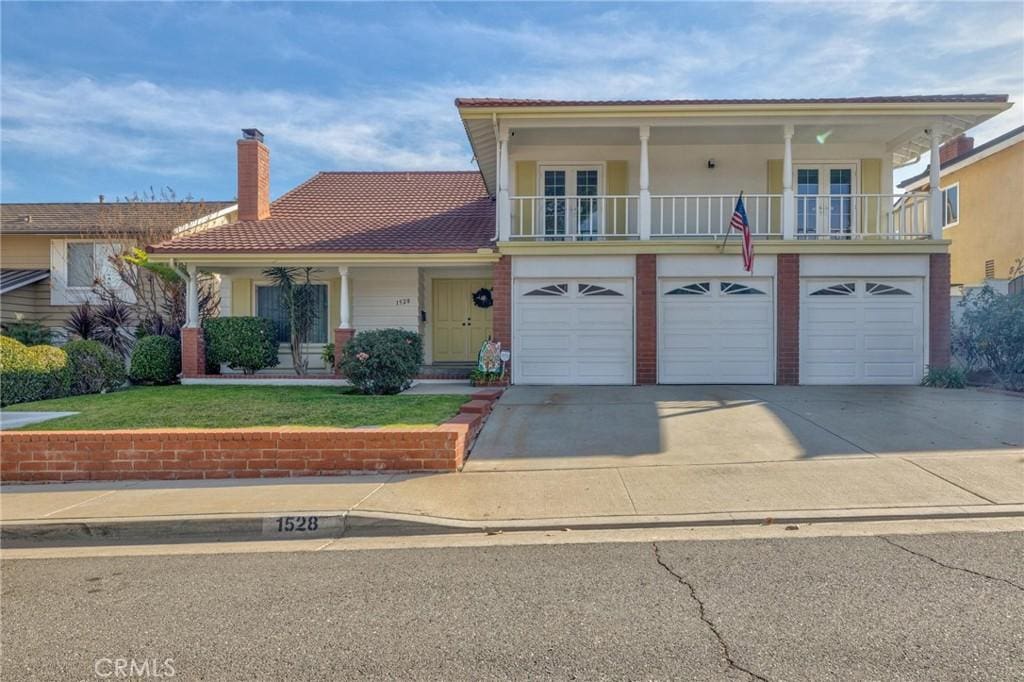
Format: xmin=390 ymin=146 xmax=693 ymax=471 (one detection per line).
xmin=129 ymin=335 xmax=181 ymax=385
xmin=339 ymin=329 xmax=423 ymax=395
xmin=203 ymin=317 xmax=280 ymax=374
xmin=0 ymin=336 xmax=71 ymax=406
xmin=64 ymin=339 xmax=128 ymax=395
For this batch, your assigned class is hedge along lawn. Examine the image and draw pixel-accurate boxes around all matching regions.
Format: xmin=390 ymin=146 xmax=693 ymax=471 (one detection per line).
xmin=4 ymin=385 xmax=469 ymax=431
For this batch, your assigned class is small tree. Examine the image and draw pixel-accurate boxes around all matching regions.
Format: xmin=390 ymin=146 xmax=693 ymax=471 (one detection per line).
xmin=262 ymin=267 xmax=320 ymax=376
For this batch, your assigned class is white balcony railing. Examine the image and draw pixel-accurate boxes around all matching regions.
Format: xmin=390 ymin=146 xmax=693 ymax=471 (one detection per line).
xmin=510 ymin=195 xmax=639 ymax=240
xmin=651 ymin=194 xmax=781 ymax=237
xmin=793 ymin=192 xmax=930 ymax=240
xmin=507 ymin=192 xmax=931 ymax=241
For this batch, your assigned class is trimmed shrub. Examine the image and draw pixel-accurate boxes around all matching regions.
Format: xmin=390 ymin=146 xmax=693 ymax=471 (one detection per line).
xmin=129 ymin=335 xmax=181 ymax=385
xmin=203 ymin=317 xmax=280 ymax=374
xmin=921 ymin=365 xmax=967 ymax=389
xmin=340 ymin=329 xmax=423 ymax=395
xmin=64 ymin=339 xmax=128 ymax=395
xmin=1 ymin=319 xmax=52 ymax=346
xmin=0 ymin=336 xmax=71 ymax=406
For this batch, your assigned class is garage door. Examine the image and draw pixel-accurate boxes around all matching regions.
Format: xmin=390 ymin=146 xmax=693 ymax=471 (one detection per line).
xmin=513 ymin=278 xmax=633 ymax=384
xmin=801 ymin=279 xmax=924 ymax=384
xmin=659 ymin=278 xmax=775 ymax=384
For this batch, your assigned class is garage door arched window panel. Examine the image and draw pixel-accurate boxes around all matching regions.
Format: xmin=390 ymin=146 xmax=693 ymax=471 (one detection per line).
xmin=720 ymin=281 xmax=767 ymax=296
xmin=523 ymin=283 xmax=569 ymax=297
xmin=578 ymin=283 xmax=624 ymax=297
xmin=809 ymin=282 xmax=856 ymax=296
xmin=866 ymin=282 xmax=912 ymax=296
xmin=665 ymin=282 xmax=711 ymax=296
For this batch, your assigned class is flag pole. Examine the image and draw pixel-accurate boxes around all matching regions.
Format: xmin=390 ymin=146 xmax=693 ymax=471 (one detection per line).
xmin=719 ymin=191 xmax=742 ymax=252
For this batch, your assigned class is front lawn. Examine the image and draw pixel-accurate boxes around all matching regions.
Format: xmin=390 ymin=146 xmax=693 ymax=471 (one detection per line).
xmin=4 ymin=385 xmax=467 ymax=430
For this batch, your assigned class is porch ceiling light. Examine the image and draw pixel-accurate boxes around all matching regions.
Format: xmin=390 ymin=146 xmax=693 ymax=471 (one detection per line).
xmin=816 ymin=129 xmax=834 ymax=144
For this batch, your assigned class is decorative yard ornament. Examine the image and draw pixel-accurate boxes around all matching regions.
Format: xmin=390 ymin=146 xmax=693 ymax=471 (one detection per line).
xmin=477 ymin=339 xmax=502 ymax=374
xmin=472 ymin=287 xmax=494 ymax=309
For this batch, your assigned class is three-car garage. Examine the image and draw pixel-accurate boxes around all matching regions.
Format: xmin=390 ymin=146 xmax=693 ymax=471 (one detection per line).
xmin=508 ymin=254 xmax=930 ymax=387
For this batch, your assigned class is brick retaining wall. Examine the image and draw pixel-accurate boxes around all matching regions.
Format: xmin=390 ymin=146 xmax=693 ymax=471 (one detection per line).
xmin=1 ymin=389 xmax=503 ymax=484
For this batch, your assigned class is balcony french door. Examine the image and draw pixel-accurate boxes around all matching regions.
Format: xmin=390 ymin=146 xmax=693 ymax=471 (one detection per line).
xmin=542 ymin=166 xmax=601 ymax=237
xmin=795 ymin=164 xmax=857 ymax=238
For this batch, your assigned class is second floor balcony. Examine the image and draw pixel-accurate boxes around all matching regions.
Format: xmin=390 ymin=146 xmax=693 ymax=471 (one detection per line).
xmin=457 ymin=95 xmax=1012 ymax=247
xmin=508 ymin=191 xmax=931 ymax=241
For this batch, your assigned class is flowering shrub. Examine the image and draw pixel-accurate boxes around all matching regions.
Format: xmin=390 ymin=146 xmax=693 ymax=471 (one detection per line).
xmin=339 ymin=329 xmax=423 ymax=395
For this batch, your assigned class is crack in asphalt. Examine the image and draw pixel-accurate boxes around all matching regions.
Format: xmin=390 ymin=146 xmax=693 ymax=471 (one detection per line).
xmin=652 ymin=543 xmax=770 ymax=682
xmin=880 ymin=536 xmax=1024 ymax=593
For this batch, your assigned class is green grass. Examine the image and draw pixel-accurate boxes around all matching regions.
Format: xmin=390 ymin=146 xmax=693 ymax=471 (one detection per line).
xmin=4 ymin=385 xmax=468 ymax=431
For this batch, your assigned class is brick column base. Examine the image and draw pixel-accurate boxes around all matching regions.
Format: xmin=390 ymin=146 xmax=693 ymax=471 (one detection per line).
xmin=636 ymin=254 xmax=657 ymax=384
xmin=333 ymin=328 xmax=356 ymax=376
xmin=776 ymin=254 xmax=800 ymax=385
xmin=491 ymin=255 xmax=512 ymax=383
xmin=929 ymin=253 xmax=952 ymax=369
xmin=181 ymin=327 xmax=206 ymax=378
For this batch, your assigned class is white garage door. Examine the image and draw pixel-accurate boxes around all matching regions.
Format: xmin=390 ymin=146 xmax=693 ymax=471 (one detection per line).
xmin=514 ymin=278 xmax=633 ymax=384
xmin=659 ymin=278 xmax=775 ymax=384
xmin=801 ymin=278 xmax=925 ymax=384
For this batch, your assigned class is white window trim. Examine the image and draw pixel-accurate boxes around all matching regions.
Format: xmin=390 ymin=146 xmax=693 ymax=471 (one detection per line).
xmin=49 ymin=238 xmax=132 ymax=306
xmin=941 ymin=182 xmax=960 ymax=229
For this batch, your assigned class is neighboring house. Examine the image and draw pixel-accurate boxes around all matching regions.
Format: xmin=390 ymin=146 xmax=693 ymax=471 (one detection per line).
xmin=899 ymin=125 xmax=1024 ymax=292
xmin=1 ymin=201 xmax=236 ymax=338
xmin=151 ymin=94 xmax=1011 ymax=385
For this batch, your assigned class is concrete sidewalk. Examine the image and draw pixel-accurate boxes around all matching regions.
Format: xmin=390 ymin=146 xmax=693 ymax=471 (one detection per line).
xmin=3 ymin=450 xmax=1021 ymax=544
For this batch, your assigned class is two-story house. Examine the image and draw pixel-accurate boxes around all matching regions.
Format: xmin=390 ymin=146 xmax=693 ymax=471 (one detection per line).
xmin=149 ymin=94 xmax=1012 ymax=385
xmin=898 ymin=125 xmax=1023 ymax=292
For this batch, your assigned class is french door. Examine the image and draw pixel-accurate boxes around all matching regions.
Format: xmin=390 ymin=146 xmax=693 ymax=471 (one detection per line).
xmin=795 ymin=164 xmax=857 ymax=238
xmin=541 ymin=166 xmax=601 ymax=238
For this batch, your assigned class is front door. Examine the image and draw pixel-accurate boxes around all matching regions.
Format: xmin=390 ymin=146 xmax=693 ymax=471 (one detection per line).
xmin=795 ymin=164 xmax=857 ymax=238
xmin=541 ymin=166 xmax=602 ymax=238
xmin=432 ymin=279 xmax=494 ymax=362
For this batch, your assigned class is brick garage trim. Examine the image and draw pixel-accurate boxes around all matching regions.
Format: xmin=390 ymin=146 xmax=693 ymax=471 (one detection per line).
xmin=635 ymin=254 xmax=657 ymax=384
xmin=928 ymin=253 xmax=952 ymax=369
xmin=1 ymin=390 xmax=503 ymax=484
xmin=776 ymin=254 xmax=800 ymax=385
xmin=490 ymin=255 xmax=512 ymax=384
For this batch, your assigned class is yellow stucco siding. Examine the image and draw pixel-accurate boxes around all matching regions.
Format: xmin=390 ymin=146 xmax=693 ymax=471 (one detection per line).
xmin=927 ymin=141 xmax=1024 ymax=285
xmin=1 ymin=235 xmax=51 ymax=269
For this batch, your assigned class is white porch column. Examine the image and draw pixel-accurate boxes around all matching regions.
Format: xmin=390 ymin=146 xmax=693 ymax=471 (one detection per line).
xmin=497 ymin=128 xmax=511 ymax=242
xmin=218 ymin=274 xmax=232 ymax=317
xmin=782 ymin=124 xmax=795 ymax=240
xmin=185 ymin=264 xmax=199 ymax=328
xmin=639 ymin=125 xmax=651 ymax=240
xmin=338 ymin=265 xmax=352 ymax=329
xmin=928 ymin=127 xmax=943 ymax=240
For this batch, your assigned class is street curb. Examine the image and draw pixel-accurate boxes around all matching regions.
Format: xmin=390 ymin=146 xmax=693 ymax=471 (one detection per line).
xmin=4 ymin=504 xmax=1023 ymax=547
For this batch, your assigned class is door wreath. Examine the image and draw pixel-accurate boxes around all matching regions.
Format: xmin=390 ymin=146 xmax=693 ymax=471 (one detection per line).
xmin=472 ymin=287 xmax=494 ymax=308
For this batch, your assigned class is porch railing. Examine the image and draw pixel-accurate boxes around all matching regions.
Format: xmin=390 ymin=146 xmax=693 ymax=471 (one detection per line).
xmin=510 ymin=195 xmax=639 ymax=240
xmin=651 ymin=194 xmax=781 ymax=237
xmin=507 ymin=192 xmax=931 ymax=241
xmin=793 ymin=192 xmax=930 ymax=240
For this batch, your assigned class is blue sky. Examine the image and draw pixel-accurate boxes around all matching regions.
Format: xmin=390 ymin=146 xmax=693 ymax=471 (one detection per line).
xmin=2 ymin=1 xmax=1021 ymax=203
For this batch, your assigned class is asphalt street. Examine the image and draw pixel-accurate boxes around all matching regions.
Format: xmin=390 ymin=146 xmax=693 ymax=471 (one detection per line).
xmin=2 ymin=531 xmax=1022 ymax=681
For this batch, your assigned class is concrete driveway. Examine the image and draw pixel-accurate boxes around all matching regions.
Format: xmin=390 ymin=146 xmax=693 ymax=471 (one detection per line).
xmin=466 ymin=385 xmax=1024 ymax=471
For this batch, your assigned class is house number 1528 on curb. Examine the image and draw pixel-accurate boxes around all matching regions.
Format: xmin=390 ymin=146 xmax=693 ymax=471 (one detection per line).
xmin=275 ymin=516 xmax=318 ymax=532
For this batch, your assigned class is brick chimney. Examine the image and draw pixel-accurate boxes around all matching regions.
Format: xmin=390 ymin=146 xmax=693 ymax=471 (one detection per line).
xmin=939 ymin=134 xmax=974 ymax=165
xmin=237 ymin=128 xmax=270 ymax=221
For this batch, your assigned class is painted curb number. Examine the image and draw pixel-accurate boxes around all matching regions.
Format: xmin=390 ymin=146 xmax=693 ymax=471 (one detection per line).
xmin=262 ymin=515 xmax=342 ymax=536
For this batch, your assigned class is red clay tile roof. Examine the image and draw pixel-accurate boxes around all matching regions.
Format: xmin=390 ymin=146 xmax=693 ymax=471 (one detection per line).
xmin=1 ymin=201 xmax=234 ymax=235
xmin=456 ymin=94 xmax=1010 ymax=108
xmin=150 ymin=171 xmax=494 ymax=254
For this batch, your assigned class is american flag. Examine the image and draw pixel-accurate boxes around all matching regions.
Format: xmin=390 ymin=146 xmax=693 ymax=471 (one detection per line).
xmin=730 ymin=194 xmax=754 ymax=272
